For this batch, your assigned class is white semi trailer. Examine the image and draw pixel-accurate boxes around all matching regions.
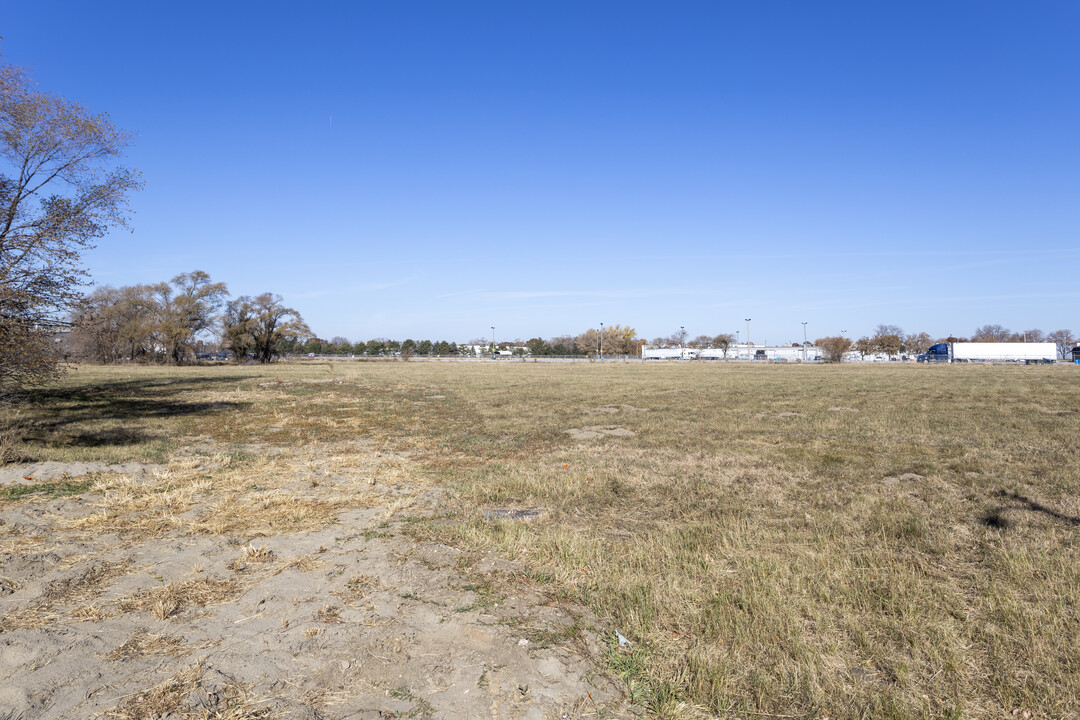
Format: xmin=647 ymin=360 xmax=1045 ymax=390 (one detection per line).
xmin=642 ymin=347 xmax=696 ymax=360
xmin=917 ymin=342 xmax=1057 ymax=364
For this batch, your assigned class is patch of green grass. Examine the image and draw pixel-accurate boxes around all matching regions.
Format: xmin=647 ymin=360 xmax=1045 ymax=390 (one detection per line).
xmin=0 ymin=478 xmax=94 ymax=502
xmin=389 ymin=686 xmax=435 ymax=719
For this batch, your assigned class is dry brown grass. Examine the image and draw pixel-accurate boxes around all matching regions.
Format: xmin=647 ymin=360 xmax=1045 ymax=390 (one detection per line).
xmin=6 ymin=360 xmax=1078 ymax=719
xmin=0 ymin=559 xmax=134 ymax=631
xmin=115 ymin=577 xmax=240 ymax=620
xmin=101 ymin=661 xmax=271 ymax=720
xmin=104 ymin=631 xmax=185 ymax=660
xmin=242 ymin=544 xmax=274 ymax=562
xmin=56 ymin=448 xmax=378 ymax=540
xmin=315 ymin=604 xmax=343 ymax=623
xmin=337 ymin=574 xmax=380 ymax=604
xmin=372 ymin=361 xmax=1080 ymax=720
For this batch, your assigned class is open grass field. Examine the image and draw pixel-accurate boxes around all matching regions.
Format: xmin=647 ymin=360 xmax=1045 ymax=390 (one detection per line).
xmin=2 ymin=360 xmax=1078 ymax=719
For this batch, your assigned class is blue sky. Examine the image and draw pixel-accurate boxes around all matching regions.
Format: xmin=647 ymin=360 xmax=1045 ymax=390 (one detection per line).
xmin=5 ymin=2 xmax=1078 ymax=345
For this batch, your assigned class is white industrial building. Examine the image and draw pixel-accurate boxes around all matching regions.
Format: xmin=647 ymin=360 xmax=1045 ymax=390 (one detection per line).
xmin=642 ymin=344 xmax=822 ymax=361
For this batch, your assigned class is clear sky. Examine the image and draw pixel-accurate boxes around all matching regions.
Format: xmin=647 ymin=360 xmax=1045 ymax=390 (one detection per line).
xmin=4 ymin=1 xmax=1078 ymax=345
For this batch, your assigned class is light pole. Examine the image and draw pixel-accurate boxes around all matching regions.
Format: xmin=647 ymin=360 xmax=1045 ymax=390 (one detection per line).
xmin=736 ymin=330 xmax=740 ymax=358
xmin=802 ymin=322 xmax=808 ymax=361
xmin=745 ymin=319 xmax=751 ymax=359
xmin=600 ymin=322 xmax=604 ymax=360
xmin=491 ymin=326 xmax=495 ymax=359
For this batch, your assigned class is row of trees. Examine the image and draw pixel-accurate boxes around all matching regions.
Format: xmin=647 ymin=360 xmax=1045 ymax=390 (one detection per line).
xmin=813 ymin=325 xmax=1077 ymax=363
xmin=299 ymin=324 xmax=647 ymax=358
xmin=649 ymin=332 xmax=737 ymax=354
xmin=292 ymin=337 xmax=460 ymax=357
xmin=71 ymin=271 xmax=309 ymax=364
xmin=303 ymin=323 xmax=1077 ymax=362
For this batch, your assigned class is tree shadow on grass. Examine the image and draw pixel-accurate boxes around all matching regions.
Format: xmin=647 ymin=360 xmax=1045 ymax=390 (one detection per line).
xmin=981 ymin=489 xmax=1080 ymax=530
xmin=10 ymin=374 xmax=256 ymax=455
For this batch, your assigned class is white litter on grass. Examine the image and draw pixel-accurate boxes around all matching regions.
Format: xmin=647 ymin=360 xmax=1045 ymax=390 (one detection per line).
xmin=615 ymin=630 xmax=633 ymax=647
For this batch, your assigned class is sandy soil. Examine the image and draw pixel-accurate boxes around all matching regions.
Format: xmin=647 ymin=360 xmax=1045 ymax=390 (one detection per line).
xmin=0 ymin=450 xmax=629 ymax=719
xmin=563 ymin=427 xmax=635 ymax=441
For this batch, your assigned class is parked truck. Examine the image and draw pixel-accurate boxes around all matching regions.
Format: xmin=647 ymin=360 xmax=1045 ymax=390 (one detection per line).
xmin=916 ymin=342 xmax=1057 ymax=364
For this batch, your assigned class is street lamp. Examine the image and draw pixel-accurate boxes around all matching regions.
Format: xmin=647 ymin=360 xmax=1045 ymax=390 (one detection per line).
xmin=600 ymin=322 xmax=604 ymax=360
xmin=745 ymin=319 xmax=751 ymax=359
xmin=491 ymin=326 xmax=495 ymax=359
xmin=802 ymin=322 xmax=808 ymax=361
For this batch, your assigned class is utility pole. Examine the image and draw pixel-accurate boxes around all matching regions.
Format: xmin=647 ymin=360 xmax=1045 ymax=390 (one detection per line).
xmin=600 ymin=322 xmax=604 ymax=360
xmin=491 ymin=326 xmax=495 ymax=359
xmin=802 ymin=322 xmax=808 ymax=361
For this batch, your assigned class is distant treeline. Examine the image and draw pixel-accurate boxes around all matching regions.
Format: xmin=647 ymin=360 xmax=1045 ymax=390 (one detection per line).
xmin=812 ymin=325 xmax=1076 ymax=363
xmin=70 ymin=278 xmax=1075 ymax=365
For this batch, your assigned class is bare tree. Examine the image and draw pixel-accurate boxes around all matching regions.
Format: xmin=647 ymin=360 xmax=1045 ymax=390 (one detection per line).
xmin=1019 ymin=328 xmax=1045 ymax=343
xmin=0 ymin=63 xmax=141 ymax=396
xmin=574 ymin=328 xmax=601 ymax=356
xmin=70 ymin=284 xmax=156 ymax=363
xmin=222 ymin=293 xmax=310 ymax=363
xmin=1047 ymin=329 xmax=1076 ymax=360
xmin=689 ymin=334 xmax=712 ymax=349
xmin=971 ymin=324 xmax=1011 ymax=342
xmin=904 ymin=332 xmax=933 ymax=355
xmin=221 ymin=295 xmax=256 ymax=360
xmin=153 ymin=271 xmax=228 ymax=363
xmin=712 ymin=333 xmax=734 ymax=357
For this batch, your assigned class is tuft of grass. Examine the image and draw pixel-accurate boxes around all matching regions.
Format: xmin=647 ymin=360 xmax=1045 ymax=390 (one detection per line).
xmin=389 ymin=686 xmax=435 ymax=720
xmin=1 ymin=559 xmax=135 ymax=632
xmin=340 ymin=574 xmax=379 ymax=602
xmin=0 ymin=477 xmax=94 ymax=502
xmin=315 ymin=604 xmax=342 ymax=623
xmin=115 ymin=577 xmax=240 ymax=620
xmin=105 ymin=631 xmax=184 ymax=660
xmin=101 ymin=661 xmax=270 ymax=720
xmin=242 ymin=544 xmax=274 ymax=562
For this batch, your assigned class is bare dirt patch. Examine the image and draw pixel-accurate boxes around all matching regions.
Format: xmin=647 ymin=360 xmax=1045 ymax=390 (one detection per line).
xmin=0 ymin=441 xmax=628 ymax=720
xmin=564 ymin=426 xmax=636 ymax=440
xmin=0 ymin=460 xmax=165 ymax=486
xmin=584 ymin=404 xmax=648 ymax=415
